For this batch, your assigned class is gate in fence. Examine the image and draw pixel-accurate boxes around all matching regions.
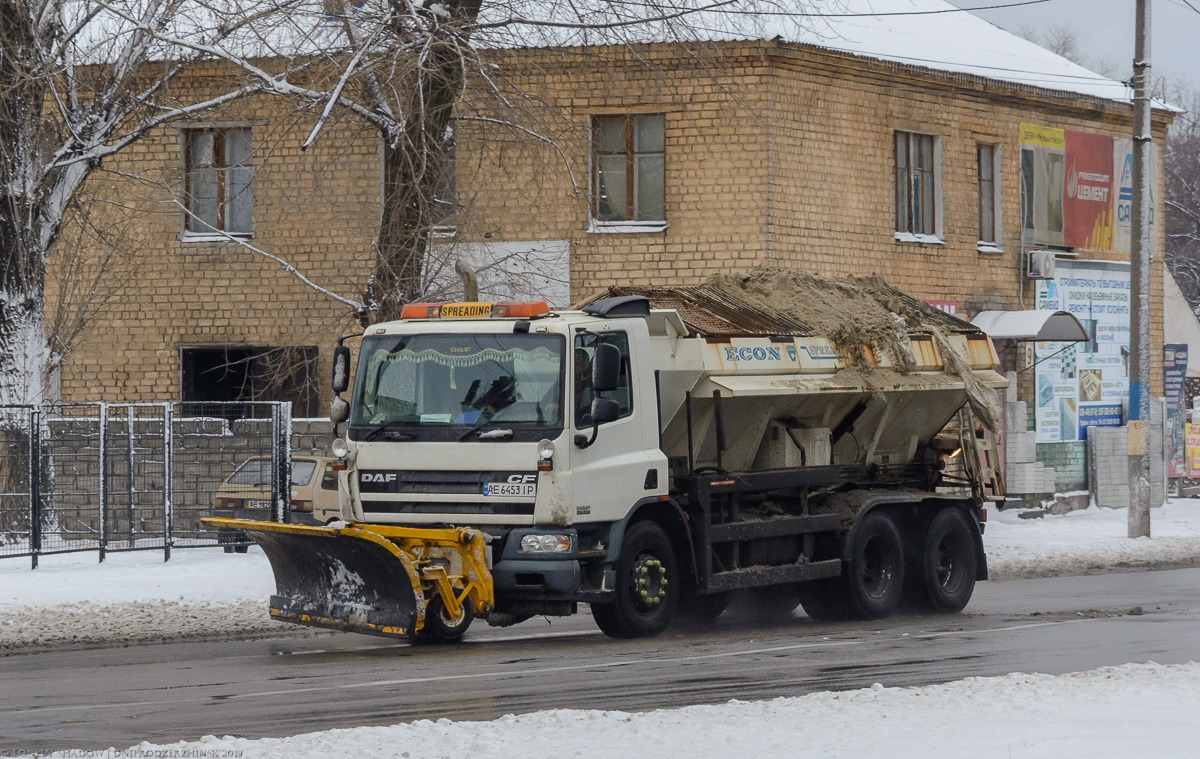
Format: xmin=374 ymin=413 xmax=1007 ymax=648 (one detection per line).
xmin=0 ymin=402 xmax=292 ymax=567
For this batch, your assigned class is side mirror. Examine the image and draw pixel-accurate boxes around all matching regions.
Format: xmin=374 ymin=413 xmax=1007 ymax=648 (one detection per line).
xmin=329 ymin=396 xmax=350 ymax=425
xmin=575 ymin=398 xmax=620 ymax=449
xmin=591 ymin=343 xmax=621 ymax=393
xmin=331 ymin=346 xmax=351 ymax=394
xmin=591 ymin=397 xmax=620 ymax=425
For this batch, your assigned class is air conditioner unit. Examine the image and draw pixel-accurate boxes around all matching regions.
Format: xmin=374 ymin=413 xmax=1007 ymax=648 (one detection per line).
xmin=1027 ymin=250 xmax=1056 ymax=280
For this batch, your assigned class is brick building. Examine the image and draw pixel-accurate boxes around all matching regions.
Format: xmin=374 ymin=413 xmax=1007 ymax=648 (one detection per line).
xmin=50 ymin=6 xmax=1172 ymax=497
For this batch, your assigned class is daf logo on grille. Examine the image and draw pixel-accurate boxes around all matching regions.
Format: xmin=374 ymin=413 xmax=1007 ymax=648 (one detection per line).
xmin=507 ymin=474 xmax=537 ymax=484
xmin=361 ymin=473 xmax=397 ymax=483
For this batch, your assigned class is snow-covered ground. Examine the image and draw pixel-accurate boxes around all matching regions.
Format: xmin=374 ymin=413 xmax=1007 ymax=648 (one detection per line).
xmin=3 ymin=499 xmax=1199 ymax=651
xmin=51 ymin=662 xmax=1200 ymax=758
xmin=8 ymin=499 xmax=1200 ymax=756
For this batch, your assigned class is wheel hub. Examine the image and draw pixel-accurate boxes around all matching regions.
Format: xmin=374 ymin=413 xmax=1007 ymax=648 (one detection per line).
xmin=632 ymin=556 xmax=668 ymax=611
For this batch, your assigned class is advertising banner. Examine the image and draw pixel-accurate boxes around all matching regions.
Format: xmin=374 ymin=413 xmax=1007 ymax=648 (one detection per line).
xmin=1021 ymin=124 xmax=1156 ymax=253
xmin=1034 ymin=260 xmax=1130 ymax=443
xmin=1187 ymin=424 xmax=1200 ymax=479
xmin=1165 ymin=344 xmax=1188 ymax=478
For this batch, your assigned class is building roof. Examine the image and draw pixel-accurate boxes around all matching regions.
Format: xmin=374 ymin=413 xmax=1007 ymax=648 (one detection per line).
xmin=495 ymin=0 xmax=1164 ymax=109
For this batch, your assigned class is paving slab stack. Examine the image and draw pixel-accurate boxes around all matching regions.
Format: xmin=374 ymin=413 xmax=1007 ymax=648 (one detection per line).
xmin=1004 ymin=400 xmax=1056 ymax=502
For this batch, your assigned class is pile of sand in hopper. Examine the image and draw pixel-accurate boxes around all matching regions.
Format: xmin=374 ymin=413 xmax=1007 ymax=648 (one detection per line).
xmin=704 ymin=267 xmax=1002 ymax=431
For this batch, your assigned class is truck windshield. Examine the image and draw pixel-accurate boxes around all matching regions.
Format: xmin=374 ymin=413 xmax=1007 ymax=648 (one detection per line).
xmin=349 ymin=333 xmax=564 ymax=441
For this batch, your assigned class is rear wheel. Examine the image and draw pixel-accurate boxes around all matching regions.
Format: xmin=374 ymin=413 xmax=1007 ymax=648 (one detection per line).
xmin=591 ymin=521 xmax=679 ymax=639
xmin=919 ymin=508 xmax=978 ymax=614
xmin=796 ymin=578 xmax=852 ymax=621
xmin=844 ymin=511 xmax=904 ymax=620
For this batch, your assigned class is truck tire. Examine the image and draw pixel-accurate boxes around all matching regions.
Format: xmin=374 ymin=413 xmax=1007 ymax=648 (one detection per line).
xmin=919 ymin=508 xmax=977 ymax=614
xmin=675 ymin=591 xmax=729 ymax=627
xmin=795 ymin=579 xmax=852 ymax=621
xmin=749 ymin=586 xmax=801 ymax=619
xmin=844 ymin=510 xmax=904 ymax=620
xmin=420 ymin=595 xmax=474 ymax=641
xmin=591 ymin=521 xmax=679 ymax=639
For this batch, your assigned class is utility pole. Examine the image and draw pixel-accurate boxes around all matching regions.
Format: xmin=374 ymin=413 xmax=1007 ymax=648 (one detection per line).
xmin=1128 ymin=0 xmax=1152 ymax=538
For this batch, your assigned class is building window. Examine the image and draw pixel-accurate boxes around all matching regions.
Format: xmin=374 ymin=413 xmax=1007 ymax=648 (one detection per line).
xmin=185 ymin=128 xmax=253 ymax=237
xmin=179 ymin=346 xmax=317 ymax=418
xmin=592 ymin=114 xmax=665 ymax=225
xmin=977 ymin=143 xmax=1002 ymax=248
xmin=894 ymin=131 xmax=940 ymax=240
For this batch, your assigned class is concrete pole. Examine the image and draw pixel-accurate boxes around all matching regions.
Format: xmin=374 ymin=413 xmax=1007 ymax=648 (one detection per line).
xmin=1128 ymin=0 xmax=1152 ymax=538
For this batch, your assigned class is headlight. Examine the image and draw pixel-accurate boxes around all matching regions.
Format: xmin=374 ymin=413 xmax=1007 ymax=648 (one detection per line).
xmin=331 ymin=438 xmax=349 ymax=458
xmin=537 ymin=438 xmax=555 ymax=460
xmin=519 ymin=534 xmax=572 ymax=553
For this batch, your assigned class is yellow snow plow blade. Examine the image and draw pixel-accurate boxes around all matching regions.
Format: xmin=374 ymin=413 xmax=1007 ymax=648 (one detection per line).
xmin=202 ymin=518 xmax=494 ymax=638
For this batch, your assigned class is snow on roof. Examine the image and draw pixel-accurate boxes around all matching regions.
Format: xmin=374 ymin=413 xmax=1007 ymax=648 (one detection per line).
xmin=488 ymin=0 xmax=1152 ymax=108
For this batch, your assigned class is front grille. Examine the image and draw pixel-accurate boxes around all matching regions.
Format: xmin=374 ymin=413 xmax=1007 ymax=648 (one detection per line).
xmin=360 ymin=500 xmax=536 ymax=516
xmin=359 ymin=470 xmax=537 ymax=495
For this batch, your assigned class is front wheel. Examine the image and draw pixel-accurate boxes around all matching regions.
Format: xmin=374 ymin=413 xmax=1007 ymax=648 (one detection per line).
xmin=420 ymin=595 xmax=474 ymax=641
xmin=919 ymin=508 xmax=978 ymax=613
xmin=591 ymin=521 xmax=679 ymax=639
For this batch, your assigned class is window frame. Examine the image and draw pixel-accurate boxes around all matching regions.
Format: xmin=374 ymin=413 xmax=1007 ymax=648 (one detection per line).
xmin=573 ymin=331 xmax=634 ymax=431
xmin=977 ymin=142 xmax=1003 ymax=251
xmin=893 ymin=130 xmax=943 ymax=244
xmin=183 ymin=126 xmax=253 ymax=240
xmin=590 ymin=114 xmax=667 ymax=233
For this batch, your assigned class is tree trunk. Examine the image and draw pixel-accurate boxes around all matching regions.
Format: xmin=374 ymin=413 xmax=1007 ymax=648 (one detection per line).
xmin=0 ymin=1 xmax=50 ymax=406
xmin=368 ymin=2 xmax=482 ymax=323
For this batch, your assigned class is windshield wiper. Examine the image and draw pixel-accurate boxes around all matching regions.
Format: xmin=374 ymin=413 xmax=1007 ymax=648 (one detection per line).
xmin=361 ymin=422 xmax=417 ymax=441
xmin=458 ymin=418 xmax=514 ymax=441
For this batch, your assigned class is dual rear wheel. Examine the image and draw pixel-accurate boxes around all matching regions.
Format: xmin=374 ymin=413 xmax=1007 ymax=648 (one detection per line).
xmin=796 ymin=507 xmax=978 ymax=621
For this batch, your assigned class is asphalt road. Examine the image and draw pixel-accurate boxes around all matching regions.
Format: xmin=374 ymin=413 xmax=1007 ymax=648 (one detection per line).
xmin=3 ymin=568 xmax=1200 ymax=752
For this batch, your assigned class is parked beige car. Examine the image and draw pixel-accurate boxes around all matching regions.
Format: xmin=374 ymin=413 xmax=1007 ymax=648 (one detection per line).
xmin=213 ymin=455 xmax=341 ymax=551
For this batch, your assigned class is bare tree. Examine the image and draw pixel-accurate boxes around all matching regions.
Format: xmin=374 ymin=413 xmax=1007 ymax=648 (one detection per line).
xmin=1165 ymin=87 xmax=1200 ymax=308
xmin=144 ymin=0 xmax=819 ymax=324
xmin=0 ymin=0 xmax=296 ymax=406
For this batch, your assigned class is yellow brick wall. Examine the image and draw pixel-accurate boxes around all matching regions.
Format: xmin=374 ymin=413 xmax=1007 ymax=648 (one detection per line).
xmin=49 ymin=42 xmax=1172 ymax=410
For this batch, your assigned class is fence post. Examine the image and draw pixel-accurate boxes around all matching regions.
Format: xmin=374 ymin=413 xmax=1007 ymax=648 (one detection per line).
xmin=29 ymin=407 xmax=41 ymax=570
xmin=271 ymin=403 xmax=293 ymax=524
xmin=127 ymin=405 xmax=135 ymax=546
xmin=98 ymin=403 xmax=107 ymax=563
xmin=163 ymin=403 xmax=173 ymax=563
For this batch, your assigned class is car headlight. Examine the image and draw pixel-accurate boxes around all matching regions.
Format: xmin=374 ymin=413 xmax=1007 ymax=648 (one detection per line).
xmin=331 ymin=438 xmax=349 ymax=458
xmin=537 ymin=439 xmax=555 ymax=460
xmin=519 ymin=534 xmax=572 ymax=553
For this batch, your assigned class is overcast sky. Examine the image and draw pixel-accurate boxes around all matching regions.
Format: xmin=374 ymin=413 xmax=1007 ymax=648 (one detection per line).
xmin=952 ymin=0 xmax=1200 ymax=89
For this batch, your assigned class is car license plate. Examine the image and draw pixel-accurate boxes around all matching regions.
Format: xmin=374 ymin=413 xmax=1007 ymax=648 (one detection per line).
xmin=482 ymin=482 xmax=536 ymax=498
xmin=246 ymin=500 xmax=271 ymax=509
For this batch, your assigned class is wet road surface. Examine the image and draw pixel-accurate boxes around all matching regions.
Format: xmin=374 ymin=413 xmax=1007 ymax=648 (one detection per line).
xmin=3 ymin=567 xmax=1199 ymax=751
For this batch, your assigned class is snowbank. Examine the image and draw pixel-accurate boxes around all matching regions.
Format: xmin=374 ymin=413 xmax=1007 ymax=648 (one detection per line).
xmin=80 ymin=661 xmax=1200 ymax=759
xmin=2 ymin=500 xmax=1199 ymax=650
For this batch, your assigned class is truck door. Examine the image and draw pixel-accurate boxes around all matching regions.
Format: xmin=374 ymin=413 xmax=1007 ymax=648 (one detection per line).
xmin=569 ymin=330 xmax=653 ymax=522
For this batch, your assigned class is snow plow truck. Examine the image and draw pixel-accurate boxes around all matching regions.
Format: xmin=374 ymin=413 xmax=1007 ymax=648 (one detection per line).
xmin=206 ymin=270 xmax=1007 ymax=640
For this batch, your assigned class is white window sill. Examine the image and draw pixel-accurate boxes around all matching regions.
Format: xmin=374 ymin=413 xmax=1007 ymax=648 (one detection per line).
xmin=588 ymin=221 xmax=668 ymax=234
xmin=977 ymin=243 xmax=1004 ymax=254
xmin=182 ymin=233 xmax=252 ymax=243
xmin=894 ymin=232 xmax=944 ymax=245
xmin=432 ymin=226 xmax=457 ymax=239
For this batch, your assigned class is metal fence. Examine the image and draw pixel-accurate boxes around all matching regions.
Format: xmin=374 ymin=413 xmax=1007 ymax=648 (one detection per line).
xmin=0 ymin=402 xmax=292 ymax=567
